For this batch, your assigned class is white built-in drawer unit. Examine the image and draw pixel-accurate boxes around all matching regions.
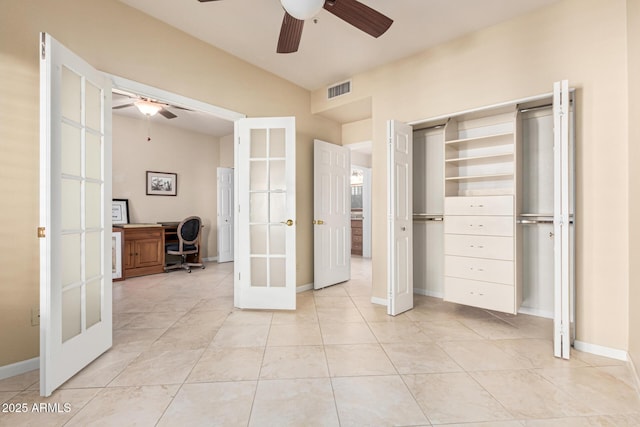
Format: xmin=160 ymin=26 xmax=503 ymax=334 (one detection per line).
xmin=445 ymin=234 xmax=513 ymax=260
xmin=445 ymin=195 xmax=514 ymax=216
xmin=444 ymin=277 xmax=515 ymax=314
xmin=444 ymin=195 xmax=517 ymax=313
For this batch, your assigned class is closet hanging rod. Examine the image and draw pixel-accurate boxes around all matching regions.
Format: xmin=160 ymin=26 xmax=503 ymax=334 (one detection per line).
xmin=519 ymin=99 xmax=573 ymax=113
xmin=414 ymin=124 xmax=445 ymax=131
xmin=517 ymin=219 xmax=575 ymax=225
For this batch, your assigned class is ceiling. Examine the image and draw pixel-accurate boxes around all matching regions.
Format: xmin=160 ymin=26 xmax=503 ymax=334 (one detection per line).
xmin=114 ymin=0 xmax=560 ymax=135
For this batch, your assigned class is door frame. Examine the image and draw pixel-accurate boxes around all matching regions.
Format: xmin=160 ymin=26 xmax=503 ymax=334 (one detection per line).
xmin=217 ymin=167 xmax=234 ymax=263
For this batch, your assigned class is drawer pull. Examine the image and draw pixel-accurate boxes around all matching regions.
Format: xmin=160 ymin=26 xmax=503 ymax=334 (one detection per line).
xmin=470 ymin=267 xmax=485 ymax=272
xmin=470 ymin=291 xmax=485 ymax=296
xmin=469 ymin=204 xmax=485 ymax=208
xmin=469 ymin=245 xmax=484 ymax=249
xmin=469 ymin=224 xmax=484 ymax=228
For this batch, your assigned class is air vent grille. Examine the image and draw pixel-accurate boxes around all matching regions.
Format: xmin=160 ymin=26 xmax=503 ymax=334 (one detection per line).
xmin=327 ymin=80 xmax=351 ymax=99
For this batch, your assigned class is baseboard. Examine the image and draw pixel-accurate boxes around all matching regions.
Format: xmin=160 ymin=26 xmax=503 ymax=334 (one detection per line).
xmin=413 ymin=288 xmax=443 ymax=298
xmin=0 ymin=357 xmax=39 ymax=381
xmin=628 ymin=352 xmax=640 ymax=397
xmin=574 ymin=340 xmax=628 ymax=362
xmin=518 ymin=306 xmax=554 ymax=319
xmin=297 ymin=283 xmax=313 ymax=293
xmin=370 ymin=296 xmax=387 ymax=306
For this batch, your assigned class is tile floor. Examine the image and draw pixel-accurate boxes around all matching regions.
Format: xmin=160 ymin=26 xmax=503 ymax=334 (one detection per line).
xmin=1 ymin=257 xmax=639 ymax=426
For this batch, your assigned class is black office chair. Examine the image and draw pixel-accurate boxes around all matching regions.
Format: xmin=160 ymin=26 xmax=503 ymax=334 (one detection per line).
xmin=165 ymin=216 xmax=205 ymax=273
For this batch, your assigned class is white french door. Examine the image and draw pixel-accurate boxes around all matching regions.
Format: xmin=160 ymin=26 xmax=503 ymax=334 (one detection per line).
xmin=387 ymin=120 xmax=414 ymax=316
xmin=313 ymin=139 xmax=351 ymax=290
xmin=234 ymin=117 xmax=296 ymax=310
xmin=39 ymin=33 xmax=112 ymax=396
xmin=217 ymin=167 xmax=234 ymax=263
xmin=553 ymin=80 xmax=574 ymax=359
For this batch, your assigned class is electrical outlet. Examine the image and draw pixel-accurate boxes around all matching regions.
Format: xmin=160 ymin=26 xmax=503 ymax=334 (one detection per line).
xmin=31 ymin=308 xmax=40 ymax=326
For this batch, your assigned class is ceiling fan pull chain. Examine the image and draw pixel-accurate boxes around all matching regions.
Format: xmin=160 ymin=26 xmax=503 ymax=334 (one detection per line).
xmin=146 ymin=116 xmax=152 ymax=142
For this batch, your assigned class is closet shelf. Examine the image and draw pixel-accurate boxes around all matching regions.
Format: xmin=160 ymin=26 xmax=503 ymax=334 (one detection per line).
xmin=445 ymin=131 xmax=514 ymax=148
xmin=445 ymin=153 xmax=514 ymax=164
xmin=445 ymin=173 xmax=514 ymax=182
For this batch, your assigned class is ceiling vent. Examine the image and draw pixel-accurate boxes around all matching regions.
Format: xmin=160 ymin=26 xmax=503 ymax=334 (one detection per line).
xmin=327 ymin=80 xmax=351 ymax=99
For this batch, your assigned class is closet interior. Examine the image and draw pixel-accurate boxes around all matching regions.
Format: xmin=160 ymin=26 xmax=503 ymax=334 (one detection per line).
xmin=412 ymin=94 xmax=574 ymax=318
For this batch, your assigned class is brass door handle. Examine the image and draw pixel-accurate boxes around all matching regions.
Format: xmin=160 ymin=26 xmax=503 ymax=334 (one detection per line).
xmin=313 ymin=220 xmax=325 ymax=225
xmin=281 ymin=219 xmax=294 ymax=226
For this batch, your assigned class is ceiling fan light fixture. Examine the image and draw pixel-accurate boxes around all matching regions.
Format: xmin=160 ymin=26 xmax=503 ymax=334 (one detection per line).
xmin=280 ymin=0 xmax=324 ymax=20
xmin=134 ymin=100 xmax=162 ymax=116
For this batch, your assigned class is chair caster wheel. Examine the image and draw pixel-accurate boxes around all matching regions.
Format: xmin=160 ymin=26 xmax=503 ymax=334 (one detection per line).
xmin=187 ymin=269 xmax=192 ymax=273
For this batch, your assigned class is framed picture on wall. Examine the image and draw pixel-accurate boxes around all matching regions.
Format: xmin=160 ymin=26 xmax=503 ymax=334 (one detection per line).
xmin=146 ymin=171 xmax=177 ymax=196
xmin=112 ymin=199 xmax=130 ymax=225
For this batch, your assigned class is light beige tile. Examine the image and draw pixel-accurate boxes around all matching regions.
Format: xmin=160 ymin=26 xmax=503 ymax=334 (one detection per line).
xmin=312 ymin=286 xmax=349 ymax=297
xmin=446 ymin=422 xmax=524 ymax=427
xmin=267 ymin=323 xmax=323 ymax=346
xmin=0 ymin=388 xmax=100 ymax=427
xmin=260 ymin=346 xmax=329 ymax=379
xmin=332 ymin=375 xmax=428 ymax=426
xmin=524 ymin=414 xmax=640 ymax=426
xmin=112 ymin=327 xmax=166 ymax=352
xmin=459 ymin=316 xmax=550 ymax=340
xmin=186 ymin=347 xmax=264 ymax=382
xmin=418 ymin=319 xmax=484 ymax=341
xmin=325 ymin=344 xmax=396 ymax=377
xmin=112 ymin=311 xmax=185 ymax=329
xmin=173 ymin=310 xmax=230 ymax=329
xmin=316 ymin=306 xmax=364 ymax=323
xmin=404 ymin=372 xmax=513 ymax=424
xmin=319 ymin=321 xmax=376 ymax=345
xmin=210 ymin=323 xmax=270 ymax=348
xmin=60 ymin=349 xmax=140 ymax=389
xmin=572 ymin=350 xmax=627 ymax=367
xmin=0 ymin=370 xmax=39 ymax=392
xmin=355 ymin=304 xmax=413 ymax=322
xmin=152 ymin=297 xmax=200 ymax=313
xmin=0 ymin=391 xmax=17 ymax=404
xmin=597 ymin=365 xmax=640 ymax=390
xmin=249 ymin=378 xmax=339 ymax=427
xmin=313 ymin=295 xmax=355 ymax=308
xmin=438 ymin=340 xmax=534 ymax=371
xmin=471 ymin=370 xmax=595 ymax=419
xmin=271 ymin=306 xmax=318 ymax=324
xmin=535 ymin=366 xmax=640 ymax=414
xmin=157 ymin=382 xmax=256 ymax=427
xmin=190 ymin=297 xmax=234 ymax=312
xmin=382 ymin=342 xmax=462 ymax=374
xmin=368 ymin=321 xmax=431 ymax=343
xmin=109 ymin=349 xmax=203 ymax=386
xmin=65 ymin=385 xmax=178 ymax=427
xmin=492 ymin=338 xmax=588 ymax=369
xmin=150 ymin=324 xmax=218 ymax=351
xmin=222 ymin=310 xmax=273 ymax=326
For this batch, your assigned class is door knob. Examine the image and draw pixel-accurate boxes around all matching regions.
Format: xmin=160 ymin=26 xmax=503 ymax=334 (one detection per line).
xmin=281 ymin=219 xmax=294 ymax=226
xmin=313 ymin=220 xmax=324 ymax=225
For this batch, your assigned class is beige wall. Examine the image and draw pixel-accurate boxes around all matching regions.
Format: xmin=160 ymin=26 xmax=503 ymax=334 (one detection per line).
xmin=312 ymin=0 xmax=632 ymax=352
xmin=0 ymin=0 xmax=341 ymax=367
xmin=627 ymin=0 xmax=640 ymax=372
xmin=342 ymin=119 xmax=372 ymax=145
xmin=113 ymin=115 xmax=219 ymax=259
xmin=219 ymin=134 xmax=234 ymax=169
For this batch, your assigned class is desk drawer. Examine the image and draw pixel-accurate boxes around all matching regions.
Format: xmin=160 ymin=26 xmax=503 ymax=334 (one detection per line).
xmin=445 ymin=196 xmax=513 ymax=216
xmin=445 ymin=235 xmax=513 ymax=260
xmin=444 ymin=216 xmax=513 ymax=237
xmin=444 ymin=277 xmax=515 ymax=313
xmin=445 ymin=255 xmax=514 ymax=285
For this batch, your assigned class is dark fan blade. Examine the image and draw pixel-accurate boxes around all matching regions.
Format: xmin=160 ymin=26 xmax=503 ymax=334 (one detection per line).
xmin=158 ymin=108 xmax=177 ymax=119
xmin=277 ymin=12 xmax=304 ymax=54
xmin=323 ymin=0 xmax=392 ymax=38
xmin=113 ymin=103 xmax=134 ymax=109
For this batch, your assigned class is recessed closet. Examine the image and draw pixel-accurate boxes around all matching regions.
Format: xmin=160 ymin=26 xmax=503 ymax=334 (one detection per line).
xmin=389 ymin=81 xmax=575 ymax=357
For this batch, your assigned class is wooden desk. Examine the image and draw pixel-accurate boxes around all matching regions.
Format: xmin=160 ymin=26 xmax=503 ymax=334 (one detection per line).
xmin=114 ymin=223 xmax=204 ymax=279
xmin=115 ymin=225 xmax=165 ymax=279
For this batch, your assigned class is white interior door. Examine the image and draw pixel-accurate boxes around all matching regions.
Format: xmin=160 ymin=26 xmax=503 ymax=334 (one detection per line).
xmin=217 ymin=167 xmax=234 ymax=263
xmin=39 ymin=33 xmax=112 ymax=396
xmin=314 ymin=140 xmax=351 ymax=289
xmin=234 ymin=117 xmax=296 ymax=310
xmin=387 ymin=120 xmax=414 ymax=315
xmin=553 ymin=80 xmax=572 ymax=359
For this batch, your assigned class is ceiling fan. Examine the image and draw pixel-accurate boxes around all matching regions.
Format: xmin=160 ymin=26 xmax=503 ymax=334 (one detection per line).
xmin=112 ymin=92 xmax=185 ymax=119
xmin=197 ymin=0 xmax=393 ymax=54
